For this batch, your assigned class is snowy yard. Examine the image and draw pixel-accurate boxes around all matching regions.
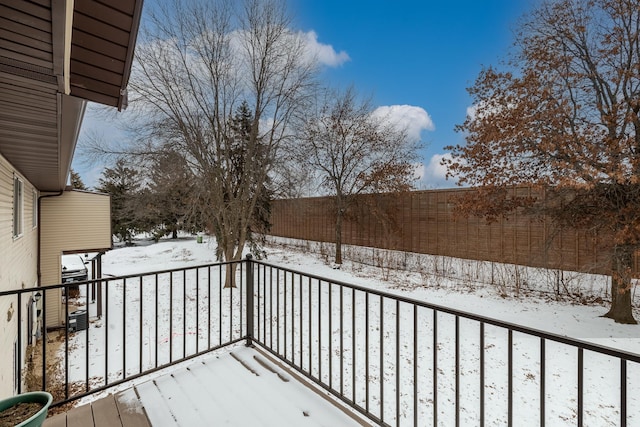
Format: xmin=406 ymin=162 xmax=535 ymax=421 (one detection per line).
xmin=60 ymin=236 xmax=640 ymax=426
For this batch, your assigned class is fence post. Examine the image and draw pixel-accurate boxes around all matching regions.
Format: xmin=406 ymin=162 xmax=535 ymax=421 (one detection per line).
xmin=245 ymin=254 xmax=254 ymax=347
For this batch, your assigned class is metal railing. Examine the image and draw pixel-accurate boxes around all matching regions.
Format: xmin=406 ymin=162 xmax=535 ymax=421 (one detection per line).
xmin=1 ymin=260 xmax=246 ymax=406
xmin=2 ymin=256 xmax=640 ymax=426
xmin=248 ymin=259 xmax=640 ymax=427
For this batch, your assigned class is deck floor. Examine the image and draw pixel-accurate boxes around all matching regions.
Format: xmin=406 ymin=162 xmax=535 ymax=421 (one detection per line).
xmin=43 ymin=346 xmax=369 ymax=426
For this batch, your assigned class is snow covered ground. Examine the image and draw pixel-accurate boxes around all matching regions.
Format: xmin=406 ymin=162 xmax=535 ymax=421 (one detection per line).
xmin=62 ymin=235 xmax=640 ymax=426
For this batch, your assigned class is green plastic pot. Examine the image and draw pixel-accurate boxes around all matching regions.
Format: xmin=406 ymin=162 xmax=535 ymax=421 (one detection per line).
xmin=0 ymin=391 xmax=53 ymax=427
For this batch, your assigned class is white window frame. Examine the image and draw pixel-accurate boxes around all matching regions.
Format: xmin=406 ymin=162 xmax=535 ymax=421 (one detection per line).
xmin=13 ymin=176 xmax=23 ymax=238
xmin=32 ymin=189 xmax=38 ymax=229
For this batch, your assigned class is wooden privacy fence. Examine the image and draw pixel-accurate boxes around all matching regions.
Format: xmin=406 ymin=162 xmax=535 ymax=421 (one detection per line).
xmin=268 ymin=187 xmax=636 ymax=276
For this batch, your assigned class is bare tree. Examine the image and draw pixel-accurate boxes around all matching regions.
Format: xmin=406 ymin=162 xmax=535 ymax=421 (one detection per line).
xmin=446 ymin=0 xmax=640 ymax=323
xmin=297 ymin=87 xmax=420 ymax=264
xmin=129 ymin=0 xmax=316 ymax=286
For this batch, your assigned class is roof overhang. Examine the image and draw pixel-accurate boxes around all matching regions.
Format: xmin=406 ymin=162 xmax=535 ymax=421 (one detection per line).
xmin=0 ymin=0 xmax=143 ymax=192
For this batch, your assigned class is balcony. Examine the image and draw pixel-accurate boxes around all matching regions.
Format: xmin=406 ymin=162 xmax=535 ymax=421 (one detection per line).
xmin=2 ymin=257 xmax=640 ymax=426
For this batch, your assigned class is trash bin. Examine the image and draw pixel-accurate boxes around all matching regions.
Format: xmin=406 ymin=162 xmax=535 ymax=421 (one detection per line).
xmin=197 ymin=235 xmax=203 ymax=243
xmin=68 ymin=310 xmax=88 ymax=332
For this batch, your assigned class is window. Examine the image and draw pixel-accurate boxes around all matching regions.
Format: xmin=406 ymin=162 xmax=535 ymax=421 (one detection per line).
xmin=32 ymin=189 xmax=38 ymax=228
xmin=13 ymin=176 xmax=23 ymax=238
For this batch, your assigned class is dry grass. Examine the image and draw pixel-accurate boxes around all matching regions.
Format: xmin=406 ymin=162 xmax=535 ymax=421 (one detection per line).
xmin=23 ymin=330 xmax=85 ymax=416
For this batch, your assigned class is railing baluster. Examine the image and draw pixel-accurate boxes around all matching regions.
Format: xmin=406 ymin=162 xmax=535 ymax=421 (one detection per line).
xmin=578 ymin=347 xmax=583 ymax=427
xmin=42 ymin=291 xmax=47 ymax=391
xmin=480 ymin=322 xmax=485 ymax=427
xmin=270 ymin=266 xmax=274 ymax=350
xmin=245 ymin=256 xmax=254 ymax=347
xmin=318 ymin=279 xmax=322 ymax=382
xmin=283 ymin=270 xmax=287 ymax=357
xmin=365 ymin=291 xmax=370 ymax=414
xmin=380 ymin=295 xmax=384 ymax=423
xmin=414 ymin=304 xmax=418 ymax=427
xmin=396 ymin=299 xmax=400 ymax=427
xmin=352 ymin=287 xmax=356 ymax=405
xmin=240 ymin=263 xmax=244 ymax=342
xmin=218 ymin=266 xmax=222 ymax=346
xmin=17 ymin=293 xmax=22 ymax=394
xmin=540 ymin=337 xmax=545 ymax=427
xmin=456 ymin=315 xmax=460 ymax=427
xmin=257 ymin=264 xmax=261 ymax=343
xmin=308 ymin=276 xmax=312 ymax=375
xmin=621 ymin=359 xmax=627 ymax=427
xmin=65 ymin=285 xmax=69 ymax=398
xmin=277 ymin=269 xmax=280 ymax=354
xmin=329 ymin=281 xmax=333 ymax=390
xmin=105 ymin=279 xmax=109 ymax=385
xmin=508 ymin=329 xmax=513 ymax=426
xmin=183 ymin=269 xmax=187 ymax=358
xmin=433 ymin=309 xmax=438 ymax=427
xmin=229 ymin=267 xmax=233 ymax=342
xmin=299 ymin=274 xmax=303 ymax=369
xmin=139 ymin=276 xmax=143 ymax=373
xmin=290 ymin=271 xmax=294 ymax=361
xmin=206 ymin=267 xmax=211 ymax=351
xmin=155 ymin=274 xmax=159 ymax=367
xmin=123 ymin=278 xmax=127 ymax=379
xmin=86 ymin=282 xmax=90 ymax=391
xmin=169 ymin=273 xmax=174 ymax=363
xmin=340 ymin=284 xmax=344 ymax=397
xmin=196 ymin=268 xmax=200 ymax=354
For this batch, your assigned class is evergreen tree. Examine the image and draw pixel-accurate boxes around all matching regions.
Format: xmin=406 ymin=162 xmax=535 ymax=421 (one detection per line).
xmin=96 ymin=159 xmax=143 ymax=244
xmin=69 ymin=169 xmax=87 ymax=190
xmin=147 ymin=150 xmax=195 ymax=240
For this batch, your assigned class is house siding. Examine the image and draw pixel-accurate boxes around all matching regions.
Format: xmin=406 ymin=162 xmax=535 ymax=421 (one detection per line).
xmin=0 ymin=153 xmax=39 ymax=398
xmin=40 ymin=190 xmax=111 ymax=327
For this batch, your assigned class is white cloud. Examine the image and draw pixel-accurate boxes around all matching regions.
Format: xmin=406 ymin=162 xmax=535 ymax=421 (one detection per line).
xmin=371 ymin=105 xmax=435 ymax=143
xmin=301 ymin=30 xmax=350 ymax=67
xmin=416 ymin=153 xmax=458 ymax=189
xmin=466 ymin=105 xmax=478 ymax=120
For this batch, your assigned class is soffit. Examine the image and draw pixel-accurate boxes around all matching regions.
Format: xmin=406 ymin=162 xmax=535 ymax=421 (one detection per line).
xmin=0 ymin=0 xmax=143 ymax=192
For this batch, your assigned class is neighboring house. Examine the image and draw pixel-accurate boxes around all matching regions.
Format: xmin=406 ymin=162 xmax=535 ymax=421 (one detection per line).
xmin=0 ymin=0 xmax=143 ymax=398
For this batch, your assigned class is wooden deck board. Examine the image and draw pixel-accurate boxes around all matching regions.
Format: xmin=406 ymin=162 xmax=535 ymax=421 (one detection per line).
xmin=92 ymin=395 xmax=121 ymax=427
xmin=115 ymin=389 xmax=151 ymax=427
xmin=43 ymin=412 xmax=67 ymax=427
xmin=135 ymin=380 xmax=176 ymax=426
xmin=42 ymin=347 xmax=367 ymax=427
xmin=66 ymin=402 xmax=93 ymax=427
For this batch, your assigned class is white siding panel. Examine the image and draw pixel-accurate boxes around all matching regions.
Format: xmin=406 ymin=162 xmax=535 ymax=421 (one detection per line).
xmin=0 ymin=153 xmax=39 ymax=398
xmin=40 ymin=190 xmax=111 ymax=327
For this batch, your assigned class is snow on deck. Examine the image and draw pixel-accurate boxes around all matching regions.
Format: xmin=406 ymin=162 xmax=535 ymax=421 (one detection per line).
xmin=136 ymin=346 xmax=368 ymax=426
xmin=46 ymin=346 xmax=370 ymax=426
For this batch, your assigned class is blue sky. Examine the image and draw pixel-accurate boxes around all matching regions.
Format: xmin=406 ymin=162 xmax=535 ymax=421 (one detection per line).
xmin=289 ymin=0 xmax=539 ymax=188
xmin=75 ymin=0 xmax=539 ymax=189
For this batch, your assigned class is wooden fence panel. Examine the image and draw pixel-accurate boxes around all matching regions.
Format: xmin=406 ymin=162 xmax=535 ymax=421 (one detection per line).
xmin=268 ymin=188 xmax=639 ymax=275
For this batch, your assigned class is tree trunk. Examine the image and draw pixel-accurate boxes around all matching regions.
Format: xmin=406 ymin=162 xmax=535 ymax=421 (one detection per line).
xmin=224 ymin=245 xmax=237 ymax=288
xmin=335 ymin=210 xmax=343 ymax=264
xmin=172 ymin=228 xmax=178 ymax=239
xmin=603 ymin=245 xmax=637 ymax=324
xmin=225 ymin=262 xmax=237 ymax=288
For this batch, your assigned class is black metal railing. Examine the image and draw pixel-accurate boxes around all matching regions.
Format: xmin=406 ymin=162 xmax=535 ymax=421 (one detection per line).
xmin=248 ymin=259 xmax=640 ymax=427
xmin=1 ymin=260 xmax=246 ymax=406
xmin=2 ymin=256 xmax=640 ymax=426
